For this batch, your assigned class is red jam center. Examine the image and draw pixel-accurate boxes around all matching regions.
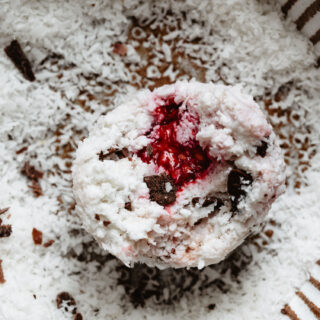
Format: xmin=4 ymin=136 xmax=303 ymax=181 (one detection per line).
xmin=137 ymin=99 xmax=214 ymax=187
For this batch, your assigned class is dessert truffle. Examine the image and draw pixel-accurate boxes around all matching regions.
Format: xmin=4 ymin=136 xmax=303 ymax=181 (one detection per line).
xmin=72 ymin=81 xmax=285 ymax=269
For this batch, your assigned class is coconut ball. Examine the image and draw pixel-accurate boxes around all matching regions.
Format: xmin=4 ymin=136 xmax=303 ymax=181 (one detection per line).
xmin=72 ymin=81 xmax=286 ymax=269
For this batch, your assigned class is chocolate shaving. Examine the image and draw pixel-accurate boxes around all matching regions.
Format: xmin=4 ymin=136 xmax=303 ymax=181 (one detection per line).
xmin=0 ymin=260 xmax=5 ymax=284
xmin=43 ymin=239 xmax=55 ymax=248
xmin=16 ymin=146 xmax=28 ymax=154
xmin=56 ymin=292 xmax=76 ymax=311
xmin=0 ymin=208 xmax=9 ymax=215
xmin=143 ymin=174 xmax=177 ymax=206
xmin=256 ymin=141 xmax=268 ymax=157
xmin=21 ymin=162 xmax=44 ymax=180
xmin=4 ymin=40 xmax=35 ymax=81
xmin=103 ymin=221 xmax=110 ymax=227
xmin=98 ymin=147 xmax=129 ymax=161
xmin=32 ymin=228 xmax=43 ymax=245
xmin=0 ymin=225 xmax=12 ymax=238
xmin=28 ymin=180 xmax=43 ymax=197
xmin=227 ymin=168 xmax=253 ymax=210
xmin=125 ymin=201 xmax=132 ymax=211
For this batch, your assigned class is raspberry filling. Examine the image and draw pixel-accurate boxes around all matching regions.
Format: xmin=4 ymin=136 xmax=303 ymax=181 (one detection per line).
xmin=137 ymin=99 xmax=214 ymax=188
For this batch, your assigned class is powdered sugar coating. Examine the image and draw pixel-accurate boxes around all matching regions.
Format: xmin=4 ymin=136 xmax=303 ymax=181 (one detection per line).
xmin=73 ymin=81 xmax=285 ymax=269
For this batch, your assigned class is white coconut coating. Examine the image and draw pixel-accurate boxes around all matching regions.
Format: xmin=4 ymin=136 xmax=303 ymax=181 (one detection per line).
xmin=72 ymin=81 xmax=286 ymax=269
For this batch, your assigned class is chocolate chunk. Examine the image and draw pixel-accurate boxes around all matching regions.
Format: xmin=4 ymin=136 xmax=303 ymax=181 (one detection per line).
xmin=4 ymin=40 xmax=35 ymax=81
xmin=32 ymin=228 xmax=43 ymax=245
xmin=56 ymin=292 xmax=76 ymax=309
xmin=0 ymin=225 xmax=12 ymax=238
xmin=21 ymin=162 xmax=44 ymax=180
xmin=98 ymin=147 xmax=129 ymax=161
xmin=256 ymin=141 xmax=268 ymax=157
xmin=0 ymin=260 xmax=5 ymax=284
xmin=227 ymin=169 xmax=253 ymax=210
xmin=125 ymin=201 xmax=132 ymax=211
xmin=143 ymin=174 xmax=177 ymax=206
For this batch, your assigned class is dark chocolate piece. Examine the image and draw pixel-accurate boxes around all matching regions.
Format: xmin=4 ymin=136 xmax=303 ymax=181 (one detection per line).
xmin=0 ymin=225 xmax=12 ymax=238
xmin=143 ymin=174 xmax=177 ymax=206
xmin=4 ymin=40 xmax=35 ymax=81
xmin=227 ymin=168 xmax=253 ymax=210
xmin=256 ymin=141 xmax=268 ymax=157
xmin=125 ymin=201 xmax=132 ymax=211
